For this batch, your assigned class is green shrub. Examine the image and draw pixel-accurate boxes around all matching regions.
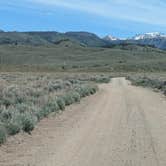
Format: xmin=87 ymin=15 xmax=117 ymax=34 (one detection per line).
xmin=68 ymin=79 xmax=80 ymax=84
xmin=39 ymin=107 xmax=50 ymax=118
xmin=33 ymin=109 xmax=43 ymax=120
xmin=30 ymin=106 xmax=42 ymax=121
xmin=128 ymin=76 xmax=166 ymax=95
xmin=91 ymin=76 xmax=110 ymax=83
xmin=70 ymin=92 xmax=81 ymax=102
xmin=62 ymin=93 xmax=75 ymax=106
xmin=56 ymin=97 xmax=65 ymax=110
xmin=64 ymin=81 xmax=72 ymax=87
xmin=89 ymin=85 xmax=98 ymax=94
xmin=39 ymin=99 xmax=59 ymax=118
xmin=75 ymin=87 xmax=87 ymax=97
xmin=46 ymin=100 xmax=59 ymax=113
xmin=76 ymin=84 xmax=98 ymax=98
xmin=0 ymin=125 xmax=7 ymax=144
xmin=1 ymin=97 xmax=14 ymax=107
xmin=20 ymin=113 xmax=37 ymax=133
xmin=47 ymin=81 xmax=63 ymax=92
xmin=5 ymin=121 xmax=20 ymax=135
xmin=16 ymin=103 xmax=28 ymax=113
xmin=0 ymin=109 xmax=13 ymax=122
xmin=0 ymin=108 xmax=21 ymax=135
xmin=75 ymin=85 xmax=94 ymax=97
xmin=0 ymin=75 xmax=99 ymax=143
xmin=62 ymin=91 xmax=80 ymax=106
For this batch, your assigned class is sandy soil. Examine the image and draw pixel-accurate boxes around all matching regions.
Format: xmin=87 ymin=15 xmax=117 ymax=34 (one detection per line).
xmin=0 ymin=77 xmax=166 ymax=166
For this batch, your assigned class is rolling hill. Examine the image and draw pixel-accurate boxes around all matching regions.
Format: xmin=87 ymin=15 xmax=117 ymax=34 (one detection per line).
xmin=0 ymin=31 xmax=107 ymax=47
xmin=0 ymin=40 xmax=166 ymax=72
xmin=1 ymin=31 xmax=166 ymax=49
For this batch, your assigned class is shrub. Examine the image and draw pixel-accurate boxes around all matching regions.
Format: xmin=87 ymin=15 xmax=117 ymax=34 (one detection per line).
xmin=39 ymin=107 xmax=50 ymax=118
xmin=68 ymin=79 xmax=80 ymax=84
xmin=0 ymin=109 xmax=13 ymax=122
xmin=62 ymin=91 xmax=81 ymax=106
xmin=0 ymin=125 xmax=7 ymax=144
xmin=128 ymin=76 xmax=166 ymax=95
xmin=20 ymin=113 xmax=37 ymax=133
xmin=30 ymin=106 xmax=42 ymax=121
xmin=75 ymin=87 xmax=87 ymax=97
xmin=46 ymin=100 xmax=59 ymax=113
xmin=75 ymin=84 xmax=98 ymax=98
xmin=56 ymin=97 xmax=65 ymax=110
xmin=64 ymin=80 xmax=72 ymax=87
xmin=0 ymin=75 xmax=99 ymax=144
xmin=75 ymin=85 xmax=95 ymax=97
xmin=47 ymin=81 xmax=63 ymax=92
xmin=89 ymin=85 xmax=98 ymax=94
xmin=5 ymin=121 xmax=20 ymax=135
xmin=62 ymin=93 xmax=75 ymax=106
xmin=16 ymin=103 xmax=31 ymax=113
xmin=91 ymin=76 xmax=110 ymax=83
xmin=70 ymin=92 xmax=81 ymax=102
xmin=39 ymin=99 xmax=59 ymax=118
xmin=0 ymin=108 xmax=21 ymax=135
xmin=1 ymin=97 xmax=14 ymax=107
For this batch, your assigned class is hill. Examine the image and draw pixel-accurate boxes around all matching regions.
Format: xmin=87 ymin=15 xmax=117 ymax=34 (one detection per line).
xmin=0 ymin=41 xmax=166 ymax=72
xmin=0 ymin=31 xmax=106 ymax=47
xmin=1 ymin=31 xmax=166 ymax=49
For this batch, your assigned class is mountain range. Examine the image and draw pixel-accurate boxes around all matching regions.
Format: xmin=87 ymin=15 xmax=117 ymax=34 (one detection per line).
xmin=0 ymin=31 xmax=166 ymax=49
xmin=104 ymin=32 xmax=166 ymax=49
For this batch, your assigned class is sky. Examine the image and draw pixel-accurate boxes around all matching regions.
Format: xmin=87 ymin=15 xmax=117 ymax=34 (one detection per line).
xmin=0 ymin=0 xmax=166 ymax=38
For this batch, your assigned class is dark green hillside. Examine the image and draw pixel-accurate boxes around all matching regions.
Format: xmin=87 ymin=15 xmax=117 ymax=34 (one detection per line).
xmin=64 ymin=32 xmax=106 ymax=47
xmin=0 ymin=31 xmax=49 ymax=45
xmin=0 ymin=31 xmax=106 ymax=47
xmin=0 ymin=42 xmax=166 ymax=72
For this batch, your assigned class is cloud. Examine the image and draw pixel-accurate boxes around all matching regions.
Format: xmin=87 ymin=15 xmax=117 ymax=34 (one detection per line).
xmin=2 ymin=0 xmax=166 ymax=26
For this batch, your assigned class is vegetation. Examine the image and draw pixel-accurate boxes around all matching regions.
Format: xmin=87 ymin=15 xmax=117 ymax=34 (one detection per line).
xmin=0 ymin=43 xmax=166 ymax=72
xmin=0 ymin=125 xmax=6 ymax=144
xmin=0 ymin=31 xmax=106 ymax=47
xmin=128 ymin=76 xmax=166 ymax=95
xmin=0 ymin=73 xmax=108 ymax=144
xmin=90 ymin=76 xmax=110 ymax=83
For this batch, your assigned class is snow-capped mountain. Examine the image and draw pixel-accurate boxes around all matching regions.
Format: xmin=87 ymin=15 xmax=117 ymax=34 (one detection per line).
xmin=133 ymin=32 xmax=166 ymax=40
xmin=103 ymin=32 xmax=166 ymax=49
xmin=103 ymin=35 xmax=119 ymax=41
xmin=104 ymin=32 xmax=166 ymax=41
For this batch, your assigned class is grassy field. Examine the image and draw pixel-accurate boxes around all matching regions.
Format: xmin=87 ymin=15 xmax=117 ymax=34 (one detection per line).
xmin=0 ymin=42 xmax=166 ymax=72
xmin=0 ymin=72 xmax=110 ymax=144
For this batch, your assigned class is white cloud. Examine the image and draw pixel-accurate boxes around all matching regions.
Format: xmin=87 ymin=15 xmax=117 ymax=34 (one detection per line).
xmin=24 ymin=0 xmax=166 ymax=26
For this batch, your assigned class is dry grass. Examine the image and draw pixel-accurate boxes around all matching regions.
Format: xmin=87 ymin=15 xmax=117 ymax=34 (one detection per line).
xmin=0 ymin=72 xmax=110 ymax=144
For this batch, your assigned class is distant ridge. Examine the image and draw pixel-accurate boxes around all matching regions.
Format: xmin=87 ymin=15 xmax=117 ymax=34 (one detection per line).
xmin=103 ymin=32 xmax=166 ymax=50
xmin=0 ymin=31 xmax=107 ymax=47
xmin=0 ymin=30 xmax=166 ymax=49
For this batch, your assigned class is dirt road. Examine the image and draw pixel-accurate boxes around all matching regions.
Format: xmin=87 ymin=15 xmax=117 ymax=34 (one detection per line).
xmin=1 ymin=77 xmax=166 ymax=166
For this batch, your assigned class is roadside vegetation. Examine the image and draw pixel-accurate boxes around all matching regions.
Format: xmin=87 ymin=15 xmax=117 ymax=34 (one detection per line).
xmin=128 ymin=76 xmax=166 ymax=96
xmin=0 ymin=73 xmax=110 ymax=144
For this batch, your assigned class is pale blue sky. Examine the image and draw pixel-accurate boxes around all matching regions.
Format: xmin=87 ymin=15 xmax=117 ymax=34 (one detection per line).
xmin=0 ymin=0 xmax=166 ymax=37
